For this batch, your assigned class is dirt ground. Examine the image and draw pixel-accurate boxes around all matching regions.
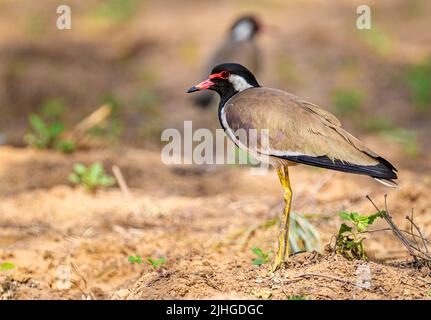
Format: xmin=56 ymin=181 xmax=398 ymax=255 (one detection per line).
xmin=0 ymin=0 xmax=431 ymax=300
xmin=0 ymin=143 xmax=430 ymax=300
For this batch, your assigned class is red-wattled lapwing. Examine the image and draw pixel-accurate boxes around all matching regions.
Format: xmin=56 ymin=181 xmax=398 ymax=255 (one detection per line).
xmin=187 ymin=63 xmax=398 ymax=272
xmin=193 ymin=15 xmax=261 ymax=108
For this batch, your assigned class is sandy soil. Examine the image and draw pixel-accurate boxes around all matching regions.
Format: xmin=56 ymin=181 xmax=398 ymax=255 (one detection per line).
xmin=0 ymin=145 xmax=430 ymax=300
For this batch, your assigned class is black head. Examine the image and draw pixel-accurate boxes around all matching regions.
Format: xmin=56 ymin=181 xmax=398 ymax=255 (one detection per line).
xmin=229 ymin=15 xmax=261 ymax=40
xmin=187 ymin=63 xmax=260 ymax=102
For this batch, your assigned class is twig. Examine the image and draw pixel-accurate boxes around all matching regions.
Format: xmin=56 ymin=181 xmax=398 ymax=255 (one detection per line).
xmin=367 ymin=195 xmax=418 ymax=260
xmin=69 ymin=104 xmax=112 ymax=142
xmin=366 ymin=195 xmax=431 ymax=265
xmin=112 ymin=165 xmax=141 ymax=218
xmin=361 ymin=227 xmax=430 ymax=244
xmin=406 ymin=213 xmax=429 ymax=254
xmin=294 ymin=272 xmax=356 ymax=287
xmin=409 ymin=209 xmax=421 ymax=254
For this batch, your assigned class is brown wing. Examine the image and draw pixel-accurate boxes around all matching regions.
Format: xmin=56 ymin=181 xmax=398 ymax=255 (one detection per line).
xmin=223 ymin=87 xmax=397 ymax=180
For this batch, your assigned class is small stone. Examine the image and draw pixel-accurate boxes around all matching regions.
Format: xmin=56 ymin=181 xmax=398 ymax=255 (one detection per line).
xmin=112 ymin=289 xmax=130 ymax=300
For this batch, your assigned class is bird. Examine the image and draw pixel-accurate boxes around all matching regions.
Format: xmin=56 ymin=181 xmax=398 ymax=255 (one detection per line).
xmin=192 ymin=15 xmax=261 ymax=108
xmin=187 ymin=63 xmax=398 ymax=272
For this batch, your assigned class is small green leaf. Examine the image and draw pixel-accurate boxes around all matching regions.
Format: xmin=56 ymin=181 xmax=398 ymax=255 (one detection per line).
xmin=91 ymin=162 xmax=104 ymax=177
xmin=0 ymin=262 xmax=15 ymax=271
xmin=47 ymin=122 xmax=65 ymax=137
xmin=68 ymin=173 xmax=80 ymax=184
xmin=339 ymin=212 xmax=353 ymax=221
xmin=368 ymin=211 xmax=384 ymax=224
xmin=350 ymin=212 xmax=360 ymax=222
xmin=56 ymin=139 xmax=76 ymax=153
xmin=73 ymin=163 xmax=87 ymax=175
xmin=29 ymin=114 xmax=47 ymax=134
xmin=99 ymin=175 xmax=115 ymax=187
xmin=357 ymin=221 xmax=368 ymax=233
xmin=338 ymin=223 xmax=352 ymax=235
xmin=251 ymin=247 xmax=265 ymax=257
xmin=252 ymin=258 xmax=264 ymax=266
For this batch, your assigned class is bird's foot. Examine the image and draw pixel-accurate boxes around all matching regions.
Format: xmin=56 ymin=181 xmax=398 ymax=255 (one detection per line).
xmin=269 ymin=255 xmax=287 ymax=273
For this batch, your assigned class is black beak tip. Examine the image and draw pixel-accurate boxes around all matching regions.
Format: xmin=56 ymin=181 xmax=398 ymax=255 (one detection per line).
xmin=187 ymin=86 xmax=199 ymax=93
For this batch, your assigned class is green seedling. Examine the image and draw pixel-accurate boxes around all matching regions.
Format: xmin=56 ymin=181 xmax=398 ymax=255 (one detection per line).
xmin=405 ymin=58 xmax=431 ymax=112
xmin=382 ymin=128 xmax=419 ymax=157
xmin=251 ymin=247 xmax=273 ymax=266
xmin=146 ymin=257 xmax=166 ymax=270
xmin=362 ymin=116 xmax=394 ymax=133
xmin=361 ymin=117 xmax=420 ymax=157
xmin=358 ymin=26 xmax=393 ymax=56
xmin=92 ymin=0 xmax=138 ymax=24
xmin=331 ymin=88 xmax=364 ymax=116
xmin=128 ymin=255 xmax=166 ymax=270
xmin=68 ymin=162 xmax=116 ymax=192
xmin=336 ymin=211 xmax=384 ymax=260
xmin=24 ymin=114 xmax=76 ymax=153
xmin=128 ymin=255 xmax=143 ymax=264
xmin=0 ymin=262 xmax=15 ymax=272
xmin=289 ymin=212 xmax=321 ymax=253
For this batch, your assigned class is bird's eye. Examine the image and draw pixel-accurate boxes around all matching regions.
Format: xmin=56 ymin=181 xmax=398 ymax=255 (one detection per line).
xmin=221 ymin=71 xmax=230 ymax=79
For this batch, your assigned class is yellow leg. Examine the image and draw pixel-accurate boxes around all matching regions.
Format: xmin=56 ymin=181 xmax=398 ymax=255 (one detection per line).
xmin=270 ymin=166 xmax=292 ymax=273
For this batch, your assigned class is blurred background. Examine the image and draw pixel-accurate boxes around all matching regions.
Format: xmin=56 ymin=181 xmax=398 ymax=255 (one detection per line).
xmin=0 ymin=0 xmax=430 ymax=161
xmin=0 ymin=0 xmax=430 ymax=299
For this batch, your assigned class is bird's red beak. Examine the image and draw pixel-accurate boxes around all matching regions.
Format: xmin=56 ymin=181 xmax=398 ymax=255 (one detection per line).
xmin=187 ymin=79 xmax=215 ymax=93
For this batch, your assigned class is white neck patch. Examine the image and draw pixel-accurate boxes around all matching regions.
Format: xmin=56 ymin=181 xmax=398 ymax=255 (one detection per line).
xmin=231 ymin=21 xmax=253 ymax=41
xmin=229 ymin=74 xmax=253 ymax=92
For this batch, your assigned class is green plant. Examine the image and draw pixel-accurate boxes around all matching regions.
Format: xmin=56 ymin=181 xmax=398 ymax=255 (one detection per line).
xmin=128 ymin=255 xmax=143 ymax=264
xmin=382 ymin=128 xmax=419 ymax=157
xmin=24 ymin=98 xmax=76 ymax=153
xmin=0 ymin=262 xmax=15 ymax=272
xmin=405 ymin=58 xmax=431 ymax=112
xmin=92 ymin=0 xmax=139 ymax=24
xmin=41 ymin=98 xmax=65 ymax=121
xmin=128 ymin=255 xmax=166 ymax=270
xmin=251 ymin=247 xmax=272 ymax=266
xmin=361 ymin=117 xmax=419 ymax=157
xmin=68 ymin=162 xmax=116 ymax=192
xmin=146 ymin=257 xmax=166 ymax=270
xmin=331 ymin=88 xmax=364 ymax=116
xmin=359 ymin=26 xmax=393 ymax=56
xmin=362 ymin=116 xmax=394 ymax=133
xmin=24 ymin=114 xmax=76 ymax=153
xmin=336 ymin=211 xmax=384 ymax=260
xmin=289 ymin=212 xmax=321 ymax=253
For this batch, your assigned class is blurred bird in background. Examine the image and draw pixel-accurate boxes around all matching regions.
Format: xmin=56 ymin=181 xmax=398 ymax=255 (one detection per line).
xmin=193 ymin=15 xmax=262 ymax=108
